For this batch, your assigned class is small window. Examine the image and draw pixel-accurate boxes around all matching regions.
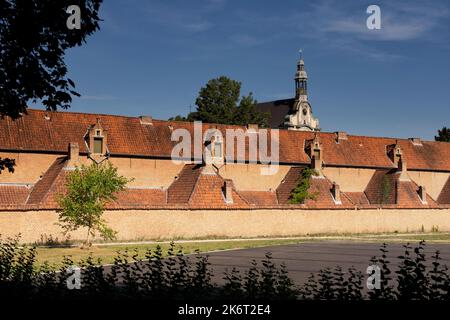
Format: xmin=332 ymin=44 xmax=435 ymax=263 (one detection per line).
xmin=214 ymin=142 xmax=222 ymax=158
xmin=96 ymin=130 xmax=102 ymax=137
xmin=93 ymin=137 xmax=103 ymax=154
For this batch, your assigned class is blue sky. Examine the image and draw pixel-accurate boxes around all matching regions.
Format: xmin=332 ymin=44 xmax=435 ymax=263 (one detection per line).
xmin=53 ymin=0 xmax=450 ymax=140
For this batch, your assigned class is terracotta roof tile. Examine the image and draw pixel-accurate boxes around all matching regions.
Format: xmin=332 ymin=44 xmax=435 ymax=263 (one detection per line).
xmin=26 ymin=157 xmax=67 ymax=205
xmin=1 ymin=109 xmax=449 ymax=171
xmin=239 ymin=191 xmax=278 ymax=206
xmin=276 ymin=167 xmax=304 ymax=204
xmin=438 ymin=177 xmax=450 ymax=204
xmin=364 ymin=169 xmax=439 ymax=207
xmin=108 ymin=188 xmax=167 ymax=208
xmin=188 ymin=170 xmax=250 ymax=208
xmin=303 ymin=176 xmax=354 ymax=208
xmin=344 ymin=192 xmax=370 ymax=205
xmin=167 ymin=164 xmax=202 ymax=204
xmin=0 ymin=185 xmax=30 ymax=205
xmin=364 ymin=170 xmax=396 ymax=204
xmin=275 ymin=167 xmax=353 ymax=208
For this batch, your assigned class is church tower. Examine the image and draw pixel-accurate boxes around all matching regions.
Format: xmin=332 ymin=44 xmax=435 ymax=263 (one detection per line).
xmin=284 ymin=57 xmax=320 ymax=131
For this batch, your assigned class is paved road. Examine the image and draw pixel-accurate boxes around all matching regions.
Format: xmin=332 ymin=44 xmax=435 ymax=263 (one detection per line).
xmin=200 ymin=241 xmax=450 ymax=286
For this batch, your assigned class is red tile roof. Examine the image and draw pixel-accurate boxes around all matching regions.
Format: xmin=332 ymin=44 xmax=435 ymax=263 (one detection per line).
xmin=364 ymin=170 xmax=396 ymax=204
xmin=276 ymin=167 xmax=304 ymax=204
xmin=188 ymin=172 xmax=249 ymax=208
xmin=344 ymin=192 xmax=370 ymax=205
xmin=364 ymin=169 xmax=439 ymax=208
xmin=108 ymin=188 xmax=167 ymax=208
xmin=1 ymin=109 xmax=450 ymax=171
xmin=167 ymin=164 xmax=202 ymax=204
xmin=437 ymin=177 xmax=450 ymax=204
xmin=0 ymin=185 xmax=30 ymax=205
xmin=26 ymin=157 xmax=68 ymax=206
xmin=303 ymin=176 xmax=354 ymax=208
xmin=1 ymin=109 xmax=450 ymax=210
xmin=239 ymin=191 xmax=278 ymax=206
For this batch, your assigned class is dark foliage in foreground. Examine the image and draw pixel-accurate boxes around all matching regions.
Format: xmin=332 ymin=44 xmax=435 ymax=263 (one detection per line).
xmin=1 ymin=237 xmax=450 ymax=300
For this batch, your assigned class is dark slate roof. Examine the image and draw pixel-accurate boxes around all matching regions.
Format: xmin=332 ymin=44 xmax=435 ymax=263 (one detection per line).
xmin=255 ymin=98 xmax=295 ymax=128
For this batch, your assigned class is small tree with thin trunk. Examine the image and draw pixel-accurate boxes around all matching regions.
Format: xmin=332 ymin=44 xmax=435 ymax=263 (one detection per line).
xmin=57 ymin=162 xmax=129 ymax=247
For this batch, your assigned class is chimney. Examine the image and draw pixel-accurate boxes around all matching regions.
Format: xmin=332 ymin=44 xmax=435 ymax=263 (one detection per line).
xmin=335 ymin=131 xmax=348 ymax=143
xmin=139 ymin=116 xmax=153 ymax=125
xmin=397 ymin=157 xmax=410 ymax=181
xmin=418 ymin=185 xmax=427 ymax=204
xmin=67 ymin=142 xmax=79 ymax=168
xmin=331 ymin=182 xmax=342 ymax=204
xmin=223 ymin=179 xmax=234 ymax=204
xmin=388 ymin=142 xmax=403 ymax=168
xmin=247 ymin=124 xmax=258 ymax=131
xmin=311 ymin=137 xmax=323 ymax=175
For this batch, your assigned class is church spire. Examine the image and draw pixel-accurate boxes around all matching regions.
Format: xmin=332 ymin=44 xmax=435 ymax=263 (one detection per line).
xmin=295 ymin=56 xmax=308 ymax=102
xmin=284 ymin=53 xmax=320 ymax=131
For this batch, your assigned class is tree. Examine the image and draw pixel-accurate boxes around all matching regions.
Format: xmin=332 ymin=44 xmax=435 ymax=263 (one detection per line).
xmin=0 ymin=0 xmax=103 ymax=120
xmin=0 ymin=158 xmax=15 ymax=174
xmin=435 ymin=127 xmax=450 ymax=142
xmin=57 ymin=162 xmax=129 ymax=246
xmin=171 ymin=76 xmax=269 ymax=127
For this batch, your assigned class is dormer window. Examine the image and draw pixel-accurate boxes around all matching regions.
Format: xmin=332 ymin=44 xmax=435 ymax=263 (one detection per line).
xmin=84 ymin=118 xmax=109 ymax=163
xmin=213 ymin=140 xmax=222 ymax=158
xmin=93 ymin=137 xmax=103 ymax=154
xmin=204 ymin=129 xmax=224 ymax=165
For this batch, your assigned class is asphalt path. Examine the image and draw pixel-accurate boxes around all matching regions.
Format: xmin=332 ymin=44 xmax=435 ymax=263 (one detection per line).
xmin=199 ymin=241 xmax=450 ymax=286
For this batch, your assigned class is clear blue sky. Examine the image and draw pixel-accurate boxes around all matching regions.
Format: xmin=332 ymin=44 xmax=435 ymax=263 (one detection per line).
xmin=53 ymin=0 xmax=450 ymax=140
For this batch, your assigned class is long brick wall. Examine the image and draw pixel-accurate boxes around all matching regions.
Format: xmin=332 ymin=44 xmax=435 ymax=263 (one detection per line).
xmin=1 ymin=208 xmax=449 ymax=243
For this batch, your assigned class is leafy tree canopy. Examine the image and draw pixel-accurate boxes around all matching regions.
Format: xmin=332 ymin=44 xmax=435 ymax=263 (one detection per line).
xmin=0 ymin=0 xmax=102 ymax=173
xmin=57 ymin=162 xmax=129 ymax=246
xmin=435 ymin=127 xmax=450 ymax=142
xmin=170 ymin=76 xmax=269 ymax=127
xmin=0 ymin=0 xmax=103 ymax=120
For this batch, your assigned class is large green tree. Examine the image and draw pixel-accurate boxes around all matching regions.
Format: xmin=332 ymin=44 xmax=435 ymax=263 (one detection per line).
xmin=435 ymin=127 xmax=450 ymax=142
xmin=0 ymin=0 xmax=103 ymax=173
xmin=57 ymin=163 xmax=129 ymax=246
xmin=170 ymin=76 xmax=269 ymax=127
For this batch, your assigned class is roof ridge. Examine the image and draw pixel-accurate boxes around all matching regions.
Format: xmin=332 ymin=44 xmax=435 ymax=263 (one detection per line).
xmin=16 ymin=109 xmax=443 ymax=144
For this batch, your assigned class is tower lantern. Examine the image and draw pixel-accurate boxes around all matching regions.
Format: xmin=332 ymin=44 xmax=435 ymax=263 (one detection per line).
xmin=295 ymin=59 xmax=308 ymax=101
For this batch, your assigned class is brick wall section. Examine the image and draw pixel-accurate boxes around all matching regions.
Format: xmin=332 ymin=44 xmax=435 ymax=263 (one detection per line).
xmin=1 ymin=208 xmax=450 ymax=243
